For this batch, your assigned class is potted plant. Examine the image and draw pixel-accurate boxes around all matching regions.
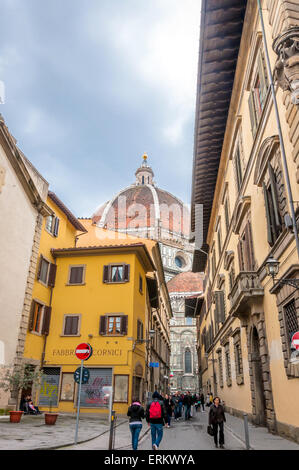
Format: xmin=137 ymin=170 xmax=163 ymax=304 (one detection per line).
xmin=44 ymin=400 xmax=58 ymax=425
xmin=0 ymin=365 xmax=42 ymax=423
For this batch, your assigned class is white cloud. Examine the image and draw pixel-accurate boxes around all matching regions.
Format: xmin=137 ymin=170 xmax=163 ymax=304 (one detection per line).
xmin=84 ymin=0 xmax=201 ymax=144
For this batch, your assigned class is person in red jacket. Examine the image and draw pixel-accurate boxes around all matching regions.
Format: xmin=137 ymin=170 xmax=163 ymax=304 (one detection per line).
xmin=146 ymin=391 xmax=167 ymax=450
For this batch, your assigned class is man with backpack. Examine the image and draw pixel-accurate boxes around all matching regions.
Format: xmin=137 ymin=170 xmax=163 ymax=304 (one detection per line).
xmin=146 ymin=391 xmax=167 ymax=450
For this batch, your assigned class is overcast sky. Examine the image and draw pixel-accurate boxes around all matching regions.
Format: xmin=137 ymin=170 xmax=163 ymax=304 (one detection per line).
xmin=0 ymin=0 xmax=201 ymax=216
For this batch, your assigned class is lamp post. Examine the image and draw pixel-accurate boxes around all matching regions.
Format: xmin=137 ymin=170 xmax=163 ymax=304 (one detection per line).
xmin=265 ymin=257 xmax=299 ymax=290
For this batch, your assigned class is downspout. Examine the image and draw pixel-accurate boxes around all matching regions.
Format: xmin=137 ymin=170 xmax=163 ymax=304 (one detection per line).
xmin=257 ymin=0 xmax=299 ymax=257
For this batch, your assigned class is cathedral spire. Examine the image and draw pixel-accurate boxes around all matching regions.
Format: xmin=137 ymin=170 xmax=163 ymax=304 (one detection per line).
xmin=135 ymin=153 xmax=154 ymax=185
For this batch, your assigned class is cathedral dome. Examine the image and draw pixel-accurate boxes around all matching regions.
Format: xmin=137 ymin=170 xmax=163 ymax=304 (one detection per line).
xmin=92 ymin=155 xmax=190 ymax=242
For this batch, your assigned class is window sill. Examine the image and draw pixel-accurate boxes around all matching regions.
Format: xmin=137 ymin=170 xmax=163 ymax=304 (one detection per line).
xmin=30 ymin=330 xmax=43 ymax=337
xmin=104 ymin=281 xmax=129 ymax=285
xmin=65 ymin=283 xmax=86 ymax=286
xmin=60 ymin=334 xmax=81 ymax=337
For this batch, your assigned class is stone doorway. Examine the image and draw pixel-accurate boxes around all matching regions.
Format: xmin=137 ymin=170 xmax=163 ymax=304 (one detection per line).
xmin=251 ymin=326 xmax=266 ymax=426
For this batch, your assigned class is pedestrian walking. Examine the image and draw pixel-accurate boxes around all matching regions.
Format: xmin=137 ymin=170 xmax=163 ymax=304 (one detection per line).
xmin=163 ymin=394 xmax=174 ymax=427
xmin=146 ymin=391 xmax=167 ymax=450
xmin=183 ymin=391 xmax=192 ymax=420
xmin=200 ymin=392 xmax=205 ymax=412
xmin=178 ymin=393 xmax=183 ymax=419
xmin=127 ymin=398 xmax=145 ymax=450
xmin=208 ymin=397 xmax=226 ymax=449
xmin=173 ymin=392 xmax=180 ymax=421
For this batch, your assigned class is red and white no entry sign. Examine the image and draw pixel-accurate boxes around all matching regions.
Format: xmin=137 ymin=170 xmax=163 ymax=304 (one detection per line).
xmin=291 ymin=332 xmax=299 ymax=351
xmin=75 ymin=343 xmax=93 ymax=360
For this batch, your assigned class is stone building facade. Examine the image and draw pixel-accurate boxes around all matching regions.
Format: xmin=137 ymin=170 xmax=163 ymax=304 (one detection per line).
xmin=0 ymin=115 xmax=51 ymax=408
xmin=92 ymin=156 xmax=197 ymax=393
xmin=167 ymin=272 xmax=203 ymax=394
xmin=191 ymin=0 xmax=299 ymax=443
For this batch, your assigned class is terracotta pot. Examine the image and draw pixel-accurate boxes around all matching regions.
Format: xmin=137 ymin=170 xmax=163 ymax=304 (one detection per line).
xmin=9 ymin=411 xmax=23 ymax=423
xmin=44 ymin=413 xmax=58 ymax=425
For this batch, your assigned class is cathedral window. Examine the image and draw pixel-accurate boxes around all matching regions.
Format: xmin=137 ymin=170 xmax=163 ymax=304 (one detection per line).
xmin=185 ymin=349 xmax=192 ymax=374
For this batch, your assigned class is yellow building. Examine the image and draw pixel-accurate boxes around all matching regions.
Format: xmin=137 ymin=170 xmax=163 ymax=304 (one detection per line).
xmin=24 ymin=215 xmax=171 ymax=416
xmin=191 ymin=0 xmax=299 ymax=443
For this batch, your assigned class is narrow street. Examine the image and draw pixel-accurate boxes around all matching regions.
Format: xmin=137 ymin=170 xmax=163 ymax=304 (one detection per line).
xmin=135 ymin=410 xmax=244 ymax=451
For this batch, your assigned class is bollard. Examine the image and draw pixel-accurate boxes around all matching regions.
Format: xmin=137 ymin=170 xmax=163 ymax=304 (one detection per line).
xmin=243 ymin=413 xmax=250 ymax=450
xmin=108 ymin=410 xmax=116 ymax=450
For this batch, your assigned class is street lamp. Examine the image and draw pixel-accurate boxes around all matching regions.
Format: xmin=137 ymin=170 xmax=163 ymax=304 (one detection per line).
xmin=132 ymin=329 xmax=155 ymax=351
xmin=265 ymin=257 xmax=299 ymax=290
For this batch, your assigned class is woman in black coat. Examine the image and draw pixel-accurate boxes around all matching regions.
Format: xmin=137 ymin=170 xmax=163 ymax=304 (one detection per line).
xmin=127 ymin=399 xmax=145 ymax=450
xmin=208 ymin=397 xmax=226 ymax=448
xmin=163 ymin=394 xmax=174 ymax=428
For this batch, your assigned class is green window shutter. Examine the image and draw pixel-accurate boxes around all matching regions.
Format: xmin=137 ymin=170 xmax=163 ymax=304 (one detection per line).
xmin=248 ymin=91 xmax=257 ymax=136
xmin=263 ymin=182 xmax=274 ymax=246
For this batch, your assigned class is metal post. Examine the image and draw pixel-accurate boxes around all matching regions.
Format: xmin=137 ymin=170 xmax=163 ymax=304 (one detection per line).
xmin=74 ymin=359 xmax=84 ymax=445
xmin=257 ymin=0 xmax=299 ymax=258
xmin=243 ymin=413 xmax=250 ymax=450
xmin=108 ymin=410 xmax=116 ymax=450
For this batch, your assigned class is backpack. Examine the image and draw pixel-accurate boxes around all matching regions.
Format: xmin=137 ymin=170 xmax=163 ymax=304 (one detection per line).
xmin=149 ymin=400 xmax=162 ymax=419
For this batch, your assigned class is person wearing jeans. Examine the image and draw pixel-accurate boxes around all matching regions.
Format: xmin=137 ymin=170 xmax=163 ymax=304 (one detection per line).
xmin=146 ymin=391 xmax=167 ymax=450
xmin=127 ymin=399 xmax=145 ymax=450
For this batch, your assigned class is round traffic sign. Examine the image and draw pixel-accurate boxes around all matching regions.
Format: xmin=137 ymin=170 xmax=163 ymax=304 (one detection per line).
xmin=74 ymin=367 xmax=90 ymax=384
xmin=75 ymin=343 xmax=93 ymax=360
xmin=291 ymin=332 xmax=299 ymax=350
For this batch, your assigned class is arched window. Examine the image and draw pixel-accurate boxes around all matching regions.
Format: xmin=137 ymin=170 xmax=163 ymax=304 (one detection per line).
xmin=142 ymin=176 xmax=144 ymax=184
xmin=185 ymin=349 xmax=192 ymax=374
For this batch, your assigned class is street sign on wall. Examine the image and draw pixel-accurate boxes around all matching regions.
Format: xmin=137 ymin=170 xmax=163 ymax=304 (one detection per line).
xmin=149 ymin=362 xmax=159 ymax=368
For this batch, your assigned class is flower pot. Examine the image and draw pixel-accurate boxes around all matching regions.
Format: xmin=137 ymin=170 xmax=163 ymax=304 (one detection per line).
xmin=44 ymin=413 xmax=58 ymax=425
xmin=9 ymin=411 xmax=23 ymax=423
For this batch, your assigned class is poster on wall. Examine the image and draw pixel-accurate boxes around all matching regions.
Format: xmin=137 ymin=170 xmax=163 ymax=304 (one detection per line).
xmin=114 ymin=375 xmax=129 ymax=402
xmin=38 ymin=368 xmax=60 ymax=407
xmin=78 ymin=368 xmax=112 ymax=408
xmin=60 ymin=373 xmax=75 ymax=401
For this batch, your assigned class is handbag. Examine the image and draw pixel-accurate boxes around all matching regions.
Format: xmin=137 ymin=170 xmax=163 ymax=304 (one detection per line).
xmin=207 ymin=425 xmax=214 ymax=436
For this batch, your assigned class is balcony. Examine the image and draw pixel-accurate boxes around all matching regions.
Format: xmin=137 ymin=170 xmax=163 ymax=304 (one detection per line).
xmin=228 ymin=272 xmax=264 ymax=317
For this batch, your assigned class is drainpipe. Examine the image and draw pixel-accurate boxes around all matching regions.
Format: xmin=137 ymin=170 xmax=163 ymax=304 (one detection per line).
xmin=257 ymin=0 xmax=299 ymax=258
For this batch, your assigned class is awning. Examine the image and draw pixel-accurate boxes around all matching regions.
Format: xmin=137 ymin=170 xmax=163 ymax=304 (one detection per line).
xmin=185 ymin=296 xmax=204 ymax=318
xmin=146 ymin=277 xmax=159 ymax=308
